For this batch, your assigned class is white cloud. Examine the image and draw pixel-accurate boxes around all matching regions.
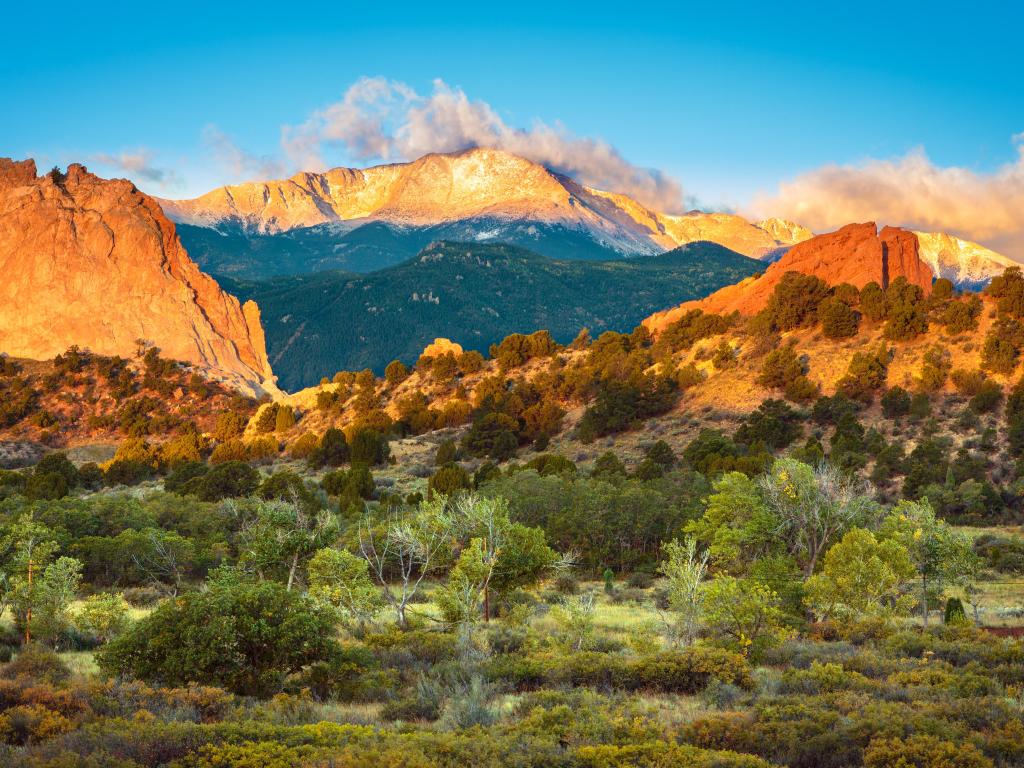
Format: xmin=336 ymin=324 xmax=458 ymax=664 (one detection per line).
xmin=201 ymin=125 xmax=287 ymax=182
xmin=281 ymin=77 xmax=685 ymax=213
xmin=754 ymin=135 xmax=1024 ymax=259
xmin=90 ymin=149 xmax=183 ymax=190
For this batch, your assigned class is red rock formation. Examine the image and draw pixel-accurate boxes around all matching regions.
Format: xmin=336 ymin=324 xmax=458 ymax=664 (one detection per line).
xmin=0 ymin=159 xmax=276 ymax=396
xmin=644 ymin=222 xmax=933 ymax=332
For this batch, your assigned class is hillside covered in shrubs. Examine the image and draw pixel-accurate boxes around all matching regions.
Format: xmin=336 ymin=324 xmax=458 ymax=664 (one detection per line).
xmin=2 ymin=264 xmax=1024 ymax=766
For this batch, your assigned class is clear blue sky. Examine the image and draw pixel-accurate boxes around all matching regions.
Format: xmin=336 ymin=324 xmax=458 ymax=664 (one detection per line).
xmin=3 ymin=0 xmax=1022 ymax=210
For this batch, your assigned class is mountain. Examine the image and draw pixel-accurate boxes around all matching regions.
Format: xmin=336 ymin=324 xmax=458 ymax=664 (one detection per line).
xmin=223 ymin=239 xmax=762 ymax=390
xmin=913 ymin=231 xmax=1018 ymax=290
xmin=0 ymin=159 xmax=276 ymax=396
xmin=644 ymin=222 xmax=933 ymax=332
xmin=161 ymin=148 xmax=810 ymax=278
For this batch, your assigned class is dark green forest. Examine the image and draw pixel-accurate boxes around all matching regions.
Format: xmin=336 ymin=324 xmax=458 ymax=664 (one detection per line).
xmin=225 ymin=240 xmax=760 ymax=389
xmin=178 ymin=217 xmax=655 ymax=279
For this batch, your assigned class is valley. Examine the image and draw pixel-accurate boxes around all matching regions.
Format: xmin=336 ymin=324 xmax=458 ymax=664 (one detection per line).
xmin=223 ymin=239 xmax=761 ymax=389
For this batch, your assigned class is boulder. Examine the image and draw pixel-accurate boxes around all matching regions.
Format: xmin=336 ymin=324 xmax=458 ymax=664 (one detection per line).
xmin=420 ymin=338 xmax=464 ymax=359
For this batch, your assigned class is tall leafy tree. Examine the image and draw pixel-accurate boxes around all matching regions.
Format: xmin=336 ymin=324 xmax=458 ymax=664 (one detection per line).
xmin=232 ymin=498 xmax=339 ymax=591
xmin=804 ymin=528 xmax=914 ymax=620
xmin=880 ymin=499 xmax=977 ymax=627
xmin=306 ymin=547 xmax=382 ymax=628
xmin=759 ymin=459 xmax=880 ymax=579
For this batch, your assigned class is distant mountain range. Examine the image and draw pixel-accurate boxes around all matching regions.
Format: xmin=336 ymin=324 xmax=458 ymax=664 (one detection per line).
xmin=162 ymin=148 xmax=811 ymax=279
xmin=2 ymin=149 xmax=1021 ymax=402
xmin=222 ymin=240 xmax=762 ymax=390
xmin=162 ymin=148 xmax=1019 ymax=290
xmin=174 ymin=217 xmax=639 ymax=279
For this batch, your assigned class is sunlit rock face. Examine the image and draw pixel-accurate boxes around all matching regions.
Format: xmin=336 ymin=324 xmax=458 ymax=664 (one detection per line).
xmin=644 ymin=222 xmax=934 ymax=332
xmin=420 ymin=338 xmax=464 ymax=358
xmin=0 ymin=158 xmax=276 ymax=396
xmin=160 ymin=148 xmax=811 ymax=259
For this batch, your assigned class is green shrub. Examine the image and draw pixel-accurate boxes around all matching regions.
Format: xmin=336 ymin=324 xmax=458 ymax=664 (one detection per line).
xmin=969 ymin=380 xmax=1003 ymax=414
xmin=486 ymin=647 xmax=752 ymax=693
xmin=103 ymin=459 xmax=154 ymax=487
xmin=837 ymin=345 xmax=889 ymax=402
xmin=864 ymin=735 xmax=993 ymax=768
xmin=97 ymin=580 xmax=338 ymax=697
xmin=876 ymin=388 xmax=908 ymax=420
xmin=190 ymin=460 xmax=260 ymax=501
xmin=734 ymin=399 xmax=802 ymax=450
xmin=575 ymin=741 xmax=778 ymax=768
xmin=767 ymin=272 xmax=830 ymax=330
xmin=308 ymin=428 xmax=350 ymax=469
xmin=819 ymin=297 xmax=859 ymax=339
xmin=428 ymin=464 xmax=472 ymax=498
xmin=944 ymin=597 xmax=968 ymax=626
xmin=0 ymin=645 xmax=70 ymax=684
xmin=349 ymin=429 xmax=390 ymax=466
xmin=384 ymin=360 xmax=409 ymax=385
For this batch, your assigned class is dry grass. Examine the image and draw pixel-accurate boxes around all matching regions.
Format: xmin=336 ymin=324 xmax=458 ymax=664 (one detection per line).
xmin=61 ymin=650 xmax=99 ymax=677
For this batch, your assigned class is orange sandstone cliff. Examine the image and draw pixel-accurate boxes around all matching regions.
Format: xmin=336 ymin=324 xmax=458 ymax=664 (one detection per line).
xmin=644 ymin=222 xmax=933 ymax=332
xmin=0 ymin=159 xmax=276 ymax=396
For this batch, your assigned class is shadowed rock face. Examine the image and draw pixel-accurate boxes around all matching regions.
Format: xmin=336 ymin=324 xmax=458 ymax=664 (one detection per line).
xmin=644 ymin=222 xmax=934 ymax=332
xmin=0 ymin=158 xmax=276 ymax=396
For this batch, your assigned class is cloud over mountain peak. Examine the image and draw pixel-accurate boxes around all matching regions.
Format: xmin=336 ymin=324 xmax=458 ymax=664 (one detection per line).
xmin=279 ymin=77 xmax=686 ymax=214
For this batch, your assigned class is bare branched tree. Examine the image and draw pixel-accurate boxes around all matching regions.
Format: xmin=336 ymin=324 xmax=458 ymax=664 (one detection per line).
xmin=131 ymin=530 xmax=188 ymax=596
xmin=759 ymin=459 xmax=880 ymax=579
xmin=358 ymin=496 xmax=454 ymax=629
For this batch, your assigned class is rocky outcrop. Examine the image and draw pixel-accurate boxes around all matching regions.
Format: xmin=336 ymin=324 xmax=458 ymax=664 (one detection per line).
xmin=0 ymin=159 xmax=276 ymax=396
xmin=420 ymin=338 xmax=464 ymax=359
xmin=644 ymin=223 xmax=933 ymax=332
xmin=159 ymin=148 xmax=812 ymax=259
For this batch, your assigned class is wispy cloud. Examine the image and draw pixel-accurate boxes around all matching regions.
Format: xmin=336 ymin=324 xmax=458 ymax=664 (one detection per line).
xmin=280 ymin=77 xmax=686 ymax=213
xmin=90 ymin=149 xmax=183 ymax=190
xmin=754 ymin=134 xmax=1024 ymax=259
xmin=201 ymin=126 xmax=287 ymax=182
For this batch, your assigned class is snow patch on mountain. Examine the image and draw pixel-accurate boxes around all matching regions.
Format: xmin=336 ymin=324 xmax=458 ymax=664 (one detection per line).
xmin=159 ymin=148 xmax=812 ymax=260
xmin=914 ymin=231 xmax=1019 ymax=288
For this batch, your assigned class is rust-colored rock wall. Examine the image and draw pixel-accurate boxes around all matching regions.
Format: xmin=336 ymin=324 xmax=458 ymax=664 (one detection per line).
xmin=644 ymin=222 xmax=933 ymax=332
xmin=0 ymin=158 xmax=276 ymax=396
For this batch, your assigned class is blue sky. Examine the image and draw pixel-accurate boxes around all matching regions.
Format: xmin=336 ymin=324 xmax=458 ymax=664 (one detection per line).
xmin=3 ymin=1 xmax=1022 ymax=223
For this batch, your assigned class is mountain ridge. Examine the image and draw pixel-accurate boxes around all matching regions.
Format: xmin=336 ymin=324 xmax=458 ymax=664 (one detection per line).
xmin=160 ymin=148 xmax=811 ymax=269
xmin=914 ymin=231 xmax=1019 ymax=289
xmin=162 ymin=147 xmax=1021 ymax=289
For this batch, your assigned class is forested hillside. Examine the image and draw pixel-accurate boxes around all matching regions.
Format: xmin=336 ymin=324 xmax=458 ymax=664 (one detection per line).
xmin=225 ymin=240 xmax=761 ymax=389
xmin=178 ymin=218 xmax=642 ymax=279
